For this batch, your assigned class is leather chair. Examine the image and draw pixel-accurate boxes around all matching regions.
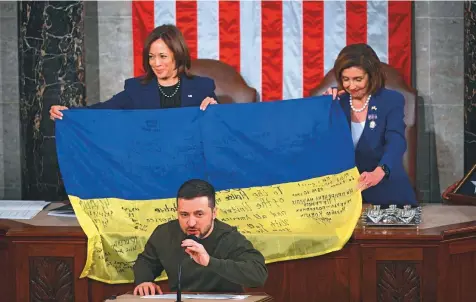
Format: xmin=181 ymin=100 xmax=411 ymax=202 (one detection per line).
xmin=190 ymin=59 xmax=257 ymax=104
xmin=309 ymin=63 xmax=418 ymax=190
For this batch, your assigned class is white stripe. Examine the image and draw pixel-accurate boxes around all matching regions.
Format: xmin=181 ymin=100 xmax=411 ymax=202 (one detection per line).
xmin=367 ymin=0 xmax=388 ymax=63
xmin=197 ymin=0 xmax=219 ymax=60
xmin=323 ymin=1 xmax=346 ymax=75
xmin=154 ymin=0 xmax=176 ymax=27
xmin=282 ymin=1 xmax=303 ymax=99
xmin=240 ymin=1 xmax=262 ymax=101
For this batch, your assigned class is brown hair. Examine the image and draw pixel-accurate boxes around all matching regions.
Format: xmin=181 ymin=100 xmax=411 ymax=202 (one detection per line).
xmin=141 ymin=24 xmax=192 ymax=84
xmin=333 ymin=43 xmax=385 ymax=95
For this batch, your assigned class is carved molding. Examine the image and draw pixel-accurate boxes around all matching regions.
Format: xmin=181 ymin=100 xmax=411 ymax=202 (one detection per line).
xmin=30 ymin=257 xmax=74 ymax=302
xmin=377 ymin=261 xmax=420 ymax=302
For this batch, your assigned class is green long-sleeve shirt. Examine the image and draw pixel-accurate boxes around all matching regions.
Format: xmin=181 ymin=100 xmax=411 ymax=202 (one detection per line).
xmin=133 ymin=219 xmax=268 ymax=292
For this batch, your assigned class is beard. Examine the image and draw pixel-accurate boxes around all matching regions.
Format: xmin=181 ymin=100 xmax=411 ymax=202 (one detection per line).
xmin=186 ymin=218 xmax=214 ymax=239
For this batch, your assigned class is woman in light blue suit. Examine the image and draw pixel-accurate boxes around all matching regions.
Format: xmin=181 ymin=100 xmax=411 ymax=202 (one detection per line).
xmin=330 ymin=44 xmax=417 ymax=206
xmin=49 ymin=24 xmax=217 ymax=120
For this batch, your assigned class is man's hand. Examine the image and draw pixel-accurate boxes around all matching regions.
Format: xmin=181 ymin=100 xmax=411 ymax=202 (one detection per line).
xmin=357 ymin=167 xmax=386 ymax=191
xmin=199 ymin=97 xmax=218 ymax=111
xmin=49 ymin=105 xmax=69 ymax=120
xmin=323 ymin=87 xmax=346 ymax=100
xmin=133 ymin=282 xmax=163 ymax=296
xmin=181 ymin=239 xmax=210 ymax=266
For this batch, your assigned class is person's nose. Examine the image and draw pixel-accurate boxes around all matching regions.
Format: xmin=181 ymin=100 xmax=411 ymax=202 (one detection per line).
xmin=153 ymin=57 xmax=161 ymax=67
xmin=187 ymin=217 xmax=196 ymax=227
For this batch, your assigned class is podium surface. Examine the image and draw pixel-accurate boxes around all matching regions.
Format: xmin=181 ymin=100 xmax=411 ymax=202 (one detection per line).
xmin=2 ymin=203 xmax=476 ymax=301
xmin=104 ymin=293 xmax=273 ymax=302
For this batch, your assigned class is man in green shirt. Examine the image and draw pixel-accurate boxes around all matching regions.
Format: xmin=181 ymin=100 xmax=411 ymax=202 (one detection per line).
xmin=133 ymin=179 xmax=268 ymax=296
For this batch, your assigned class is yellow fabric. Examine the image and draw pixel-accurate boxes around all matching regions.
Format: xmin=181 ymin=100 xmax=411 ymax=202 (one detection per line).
xmin=71 ymin=167 xmax=362 ymax=284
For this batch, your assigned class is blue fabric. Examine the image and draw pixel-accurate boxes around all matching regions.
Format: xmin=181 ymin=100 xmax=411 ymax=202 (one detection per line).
xmin=85 ymin=75 xmax=217 ymax=109
xmin=56 ymin=96 xmax=355 ymax=200
xmin=339 ymin=88 xmax=417 ymax=206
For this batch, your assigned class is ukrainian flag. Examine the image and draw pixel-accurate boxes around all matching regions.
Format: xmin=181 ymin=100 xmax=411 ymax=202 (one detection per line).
xmin=56 ymin=95 xmax=362 ymax=284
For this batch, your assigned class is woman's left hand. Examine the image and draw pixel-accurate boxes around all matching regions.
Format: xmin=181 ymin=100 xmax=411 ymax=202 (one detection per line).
xmin=200 ymin=97 xmax=218 ymax=111
xmin=357 ymin=167 xmax=385 ymax=191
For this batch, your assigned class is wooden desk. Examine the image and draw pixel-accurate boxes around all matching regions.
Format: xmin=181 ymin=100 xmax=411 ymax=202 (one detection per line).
xmin=1 ymin=204 xmax=476 ymax=302
xmin=104 ymin=293 xmax=273 ymax=302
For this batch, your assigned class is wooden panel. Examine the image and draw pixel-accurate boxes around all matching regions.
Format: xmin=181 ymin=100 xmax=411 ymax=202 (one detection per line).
xmin=362 ymin=247 xmax=426 ymax=302
xmin=449 ymin=238 xmax=476 ymax=254
xmin=89 ymin=280 xmax=136 ymax=301
xmin=14 ymin=241 xmax=88 ymax=302
xmin=375 ymin=248 xmax=423 ymax=261
xmin=246 ymin=247 xmax=354 ymax=302
xmin=0 ymin=235 xmax=14 ymax=302
xmin=447 ymin=251 xmax=476 ymax=302
xmin=30 ymin=257 xmax=74 ymax=302
xmin=376 ymin=261 xmax=421 ymax=302
xmin=421 ymin=247 xmax=438 ymax=302
xmin=362 ymin=248 xmax=378 ymax=302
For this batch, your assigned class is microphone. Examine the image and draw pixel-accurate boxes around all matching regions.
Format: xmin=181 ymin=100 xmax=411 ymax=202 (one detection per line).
xmin=176 ymin=234 xmax=200 ymax=302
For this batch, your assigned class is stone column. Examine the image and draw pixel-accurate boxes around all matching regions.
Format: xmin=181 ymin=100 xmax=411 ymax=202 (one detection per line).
xmin=465 ymin=1 xmax=476 ymax=172
xmin=0 ymin=2 xmax=21 ymax=199
xmin=18 ymin=1 xmax=85 ymax=201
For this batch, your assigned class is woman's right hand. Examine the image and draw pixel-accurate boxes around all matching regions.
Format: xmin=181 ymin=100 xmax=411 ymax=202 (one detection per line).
xmin=323 ymin=87 xmax=345 ymax=100
xmin=49 ymin=105 xmax=69 ymax=120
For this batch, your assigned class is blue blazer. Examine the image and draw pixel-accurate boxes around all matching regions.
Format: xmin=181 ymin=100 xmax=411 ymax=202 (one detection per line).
xmin=339 ymin=88 xmax=417 ymax=206
xmin=87 ymin=74 xmax=217 ymax=109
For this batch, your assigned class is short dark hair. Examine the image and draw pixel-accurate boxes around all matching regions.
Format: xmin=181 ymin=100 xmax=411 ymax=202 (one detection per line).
xmin=176 ymin=179 xmax=216 ymax=209
xmin=141 ymin=24 xmax=192 ymax=84
xmin=333 ymin=43 xmax=385 ymax=95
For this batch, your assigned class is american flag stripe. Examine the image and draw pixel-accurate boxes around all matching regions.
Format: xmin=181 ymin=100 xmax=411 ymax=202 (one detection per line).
xmin=132 ymin=0 xmax=412 ymax=102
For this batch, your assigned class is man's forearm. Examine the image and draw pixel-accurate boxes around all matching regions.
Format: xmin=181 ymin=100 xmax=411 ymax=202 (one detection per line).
xmin=133 ymin=256 xmax=160 ymax=285
xmin=207 ymin=257 xmax=268 ymax=287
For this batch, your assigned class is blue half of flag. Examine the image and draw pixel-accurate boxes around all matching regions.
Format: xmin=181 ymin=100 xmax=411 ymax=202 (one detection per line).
xmin=55 ymin=96 xmax=355 ymax=200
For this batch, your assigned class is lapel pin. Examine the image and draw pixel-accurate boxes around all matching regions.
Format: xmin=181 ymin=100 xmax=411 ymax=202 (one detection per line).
xmin=369 ymin=121 xmax=376 ymax=129
xmin=188 ymin=94 xmax=193 ymax=98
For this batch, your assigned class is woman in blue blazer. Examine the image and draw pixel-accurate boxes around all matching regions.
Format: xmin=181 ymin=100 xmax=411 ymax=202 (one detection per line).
xmin=331 ymin=44 xmax=417 ymax=206
xmin=50 ymin=24 xmax=217 ymax=120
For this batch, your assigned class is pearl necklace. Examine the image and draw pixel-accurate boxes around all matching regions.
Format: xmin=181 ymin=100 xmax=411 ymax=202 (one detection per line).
xmin=158 ymin=79 xmax=181 ymax=98
xmin=349 ymin=94 xmax=371 ymax=113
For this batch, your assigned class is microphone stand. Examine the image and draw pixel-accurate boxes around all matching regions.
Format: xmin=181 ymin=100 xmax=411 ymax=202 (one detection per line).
xmin=176 ymin=263 xmax=182 ymax=302
xmin=177 ymin=234 xmax=198 ymax=302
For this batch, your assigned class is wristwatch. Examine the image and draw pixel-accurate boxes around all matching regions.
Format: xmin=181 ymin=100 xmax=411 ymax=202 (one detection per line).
xmin=378 ymin=164 xmax=390 ymax=179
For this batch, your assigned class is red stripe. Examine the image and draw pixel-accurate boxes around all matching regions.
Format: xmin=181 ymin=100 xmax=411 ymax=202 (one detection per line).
xmin=388 ymin=1 xmax=412 ymax=86
xmin=261 ymin=1 xmax=283 ymax=102
xmin=346 ymin=1 xmax=367 ymax=45
xmin=303 ymin=1 xmax=324 ymax=97
xmin=132 ymin=0 xmax=154 ymax=77
xmin=176 ymin=0 xmax=198 ymax=59
xmin=219 ymin=1 xmax=240 ymax=72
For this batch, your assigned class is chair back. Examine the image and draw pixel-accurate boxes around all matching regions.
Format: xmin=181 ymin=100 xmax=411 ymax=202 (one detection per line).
xmin=190 ymin=59 xmax=257 ymax=104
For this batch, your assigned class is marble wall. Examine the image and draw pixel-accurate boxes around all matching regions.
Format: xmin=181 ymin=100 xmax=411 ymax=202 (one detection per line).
xmin=414 ymin=1 xmax=465 ymax=202
xmin=465 ymin=2 xmax=476 ymax=173
xmin=0 ymin=2 xmax=21 ymax=199
xmin=18 ymin=1 xmax=85 ymax=201
xmin=84 ymin=1 xmax=133 ymax=105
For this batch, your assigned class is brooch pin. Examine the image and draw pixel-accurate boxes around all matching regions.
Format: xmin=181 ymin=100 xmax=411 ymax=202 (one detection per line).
xmin=369 ymin=121 xmax=376 ymax=129
xmin=371 ymin=106 xmax=377 ymax=111
xmin=368 ymin=114 xmax=378 ymax=120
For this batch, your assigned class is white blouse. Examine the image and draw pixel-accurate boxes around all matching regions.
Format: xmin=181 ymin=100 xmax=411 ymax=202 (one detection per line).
xmin=351 ymin=121 xmax=366 ymax=147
